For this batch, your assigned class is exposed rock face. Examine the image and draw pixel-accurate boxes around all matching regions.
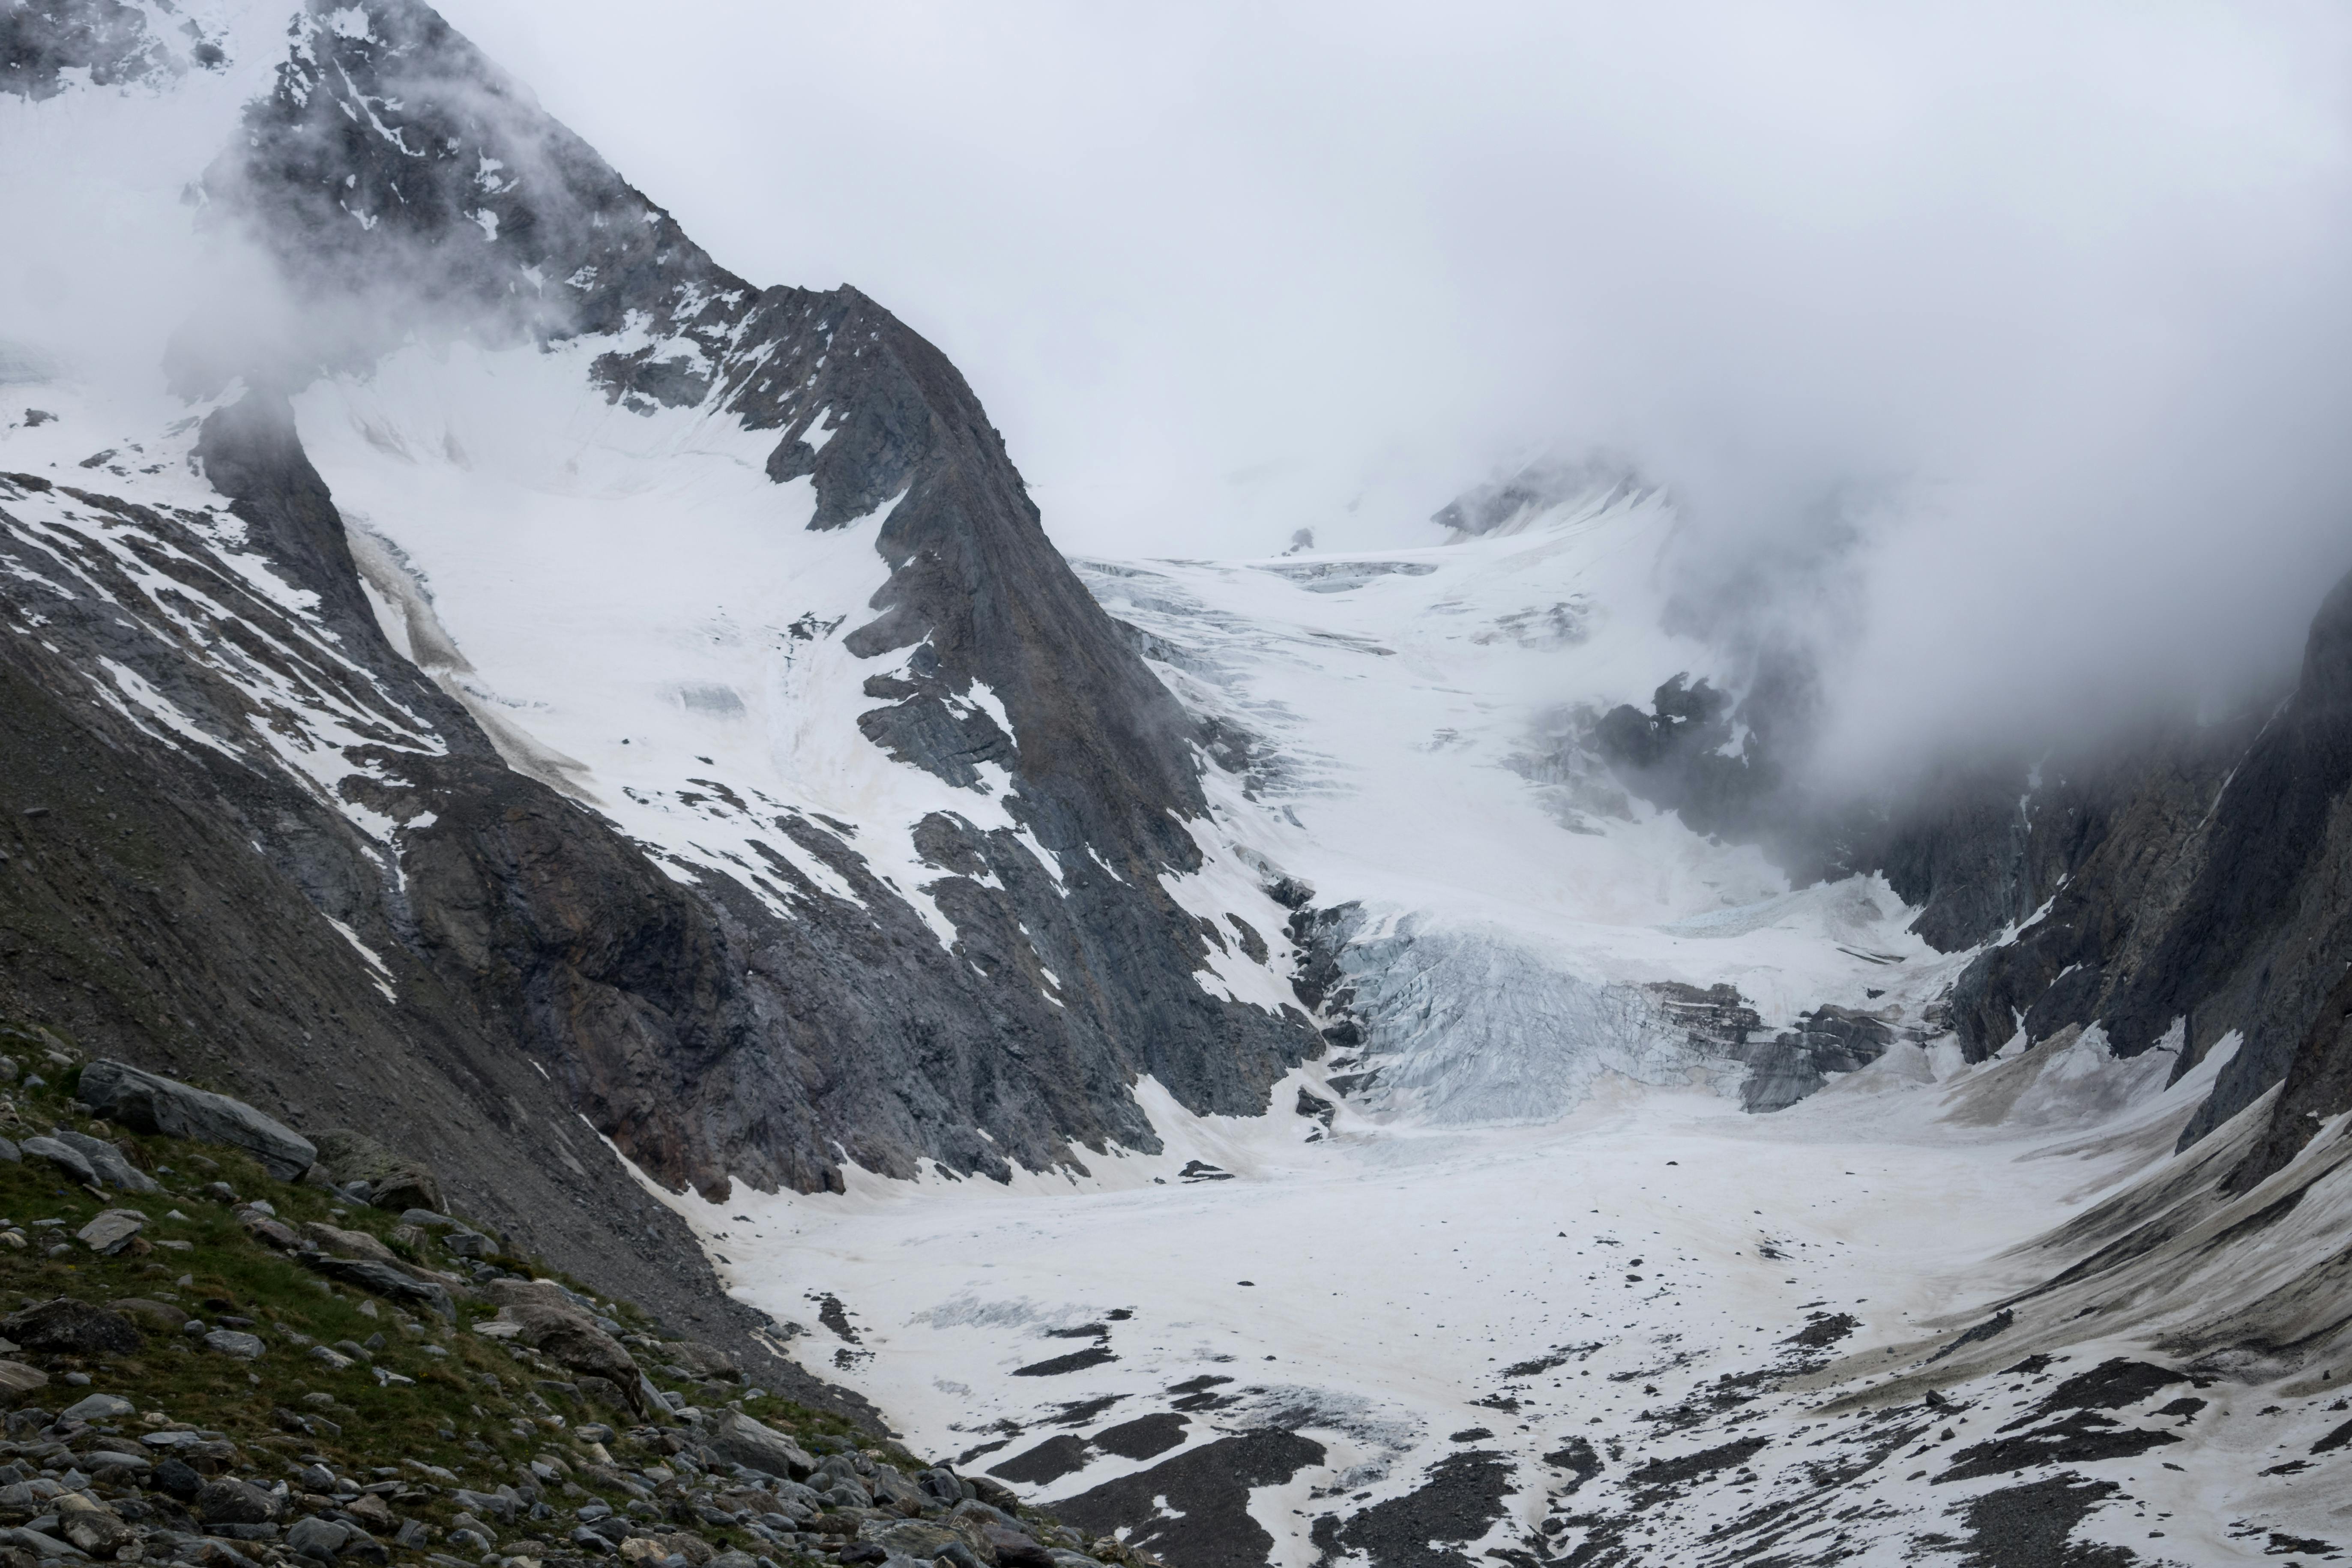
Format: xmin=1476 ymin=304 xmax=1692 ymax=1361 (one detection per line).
xmin=0 ymin=0 xmax=223 ymax=101
xmin=1584 ymin=566 xmax=2352 ymax=1158
xmin=1 ymin=0 xmax=1309 ymax=1389
xmin=1921 ymin=569 xmax=2352 ymax=1168
xmin=1730 ymin=1005 xmax=1894 ymax=1113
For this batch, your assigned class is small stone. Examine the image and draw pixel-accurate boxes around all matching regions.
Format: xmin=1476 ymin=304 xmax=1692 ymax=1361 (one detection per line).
xmin=203 ymin=1329 xmax=266 ymax=1359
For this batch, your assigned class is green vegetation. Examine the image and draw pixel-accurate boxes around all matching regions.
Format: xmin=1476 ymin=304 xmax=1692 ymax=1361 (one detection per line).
xmin=0 ymin=1021 xmax=1126 ymax=1568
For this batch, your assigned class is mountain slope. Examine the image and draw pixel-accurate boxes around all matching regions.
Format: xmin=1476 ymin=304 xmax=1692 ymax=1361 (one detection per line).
xmin=0 ymin=0 xmax=1316 ymax=1400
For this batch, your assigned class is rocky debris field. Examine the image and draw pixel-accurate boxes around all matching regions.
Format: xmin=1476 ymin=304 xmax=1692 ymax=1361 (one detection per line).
xmin=0 ymin=1022 xmax=1152 ymax=1568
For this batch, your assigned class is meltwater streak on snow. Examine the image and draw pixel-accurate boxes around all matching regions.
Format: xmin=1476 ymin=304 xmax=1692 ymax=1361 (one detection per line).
xmin=292 ymin=340 xmax=1063 ymax=943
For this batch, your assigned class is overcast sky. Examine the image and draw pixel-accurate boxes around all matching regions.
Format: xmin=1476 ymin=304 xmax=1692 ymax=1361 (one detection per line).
xmin=36 ymin=0 xmax=2329 ymax=765
xmin=436 ymin=0 xmax=2352 ymax=760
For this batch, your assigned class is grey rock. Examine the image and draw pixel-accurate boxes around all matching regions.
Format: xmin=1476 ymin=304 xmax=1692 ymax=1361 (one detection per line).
xmin=451 ymin=1488 xmax=518 ymax=1525
xmin=705 ymin=1411 xmax=816 ymax=1482
xmin=51 ymin=1131 xmax=160 ymax=1193
xmin=75 ymin=1208 xmax=145 ymax=1255
xmin=298 ymin=1255 xmax=455 ymax=1321
xmin=57 ymin=1504 xmax=135 ymax=1557
xmin=203 ymin=1329 xmax=265 ymax=1359
xmin=308 ymin=1130 xmax=443 ymax=1216
xmin=286 ymin=1516 xmax=352 ymax=1559
xmin=0 ymin=1524 xmax=79 ymax=1558
xmin=75 ymin=1059 xmax=315 ymax=1180
xmin=0 ymin=1359 xmax=48 ymax=1407
xmin=0 ymin=1137 xmax=15 ymax=1161
xmin=440 ymin=1229 xmax=494 ymax=1260
xmin=1 ymin=1299 xmax=141 ymax=1356
xmin=80 ymin=1448 xmax=150 ymax=1475
xmin=859 ymin=1522 xmax=965 ymax=1560
xmin=868 ymin=1468 xmax=926 ymax=1512
xmin=58 ymin=1391 xmax=134 ymax=1422
xmin=150 ymin=1458 xmax=203 ymax=1500
xmin=20 ymin=1135 xmax=98 ymax=1186
xmin=196 ymin=1478 xmax=281 ymax=1525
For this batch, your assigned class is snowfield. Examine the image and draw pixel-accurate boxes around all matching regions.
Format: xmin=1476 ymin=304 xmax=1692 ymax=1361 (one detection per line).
xmin=641 ymin=500 xmax=2352 ymax=1565
xmin=670 ymin=1032 xmax=2344 ymax=1567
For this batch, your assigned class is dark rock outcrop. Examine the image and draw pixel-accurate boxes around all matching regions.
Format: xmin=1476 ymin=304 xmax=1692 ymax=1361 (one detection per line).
xmin=1592 ymin=564 xmax=2352 ymax=1161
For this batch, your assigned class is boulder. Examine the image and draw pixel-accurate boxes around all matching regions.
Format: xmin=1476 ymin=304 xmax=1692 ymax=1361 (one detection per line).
xmin=287 ymin=1516 xmax=351 ymax=1560
xmin=0 ymin=1361 xmax=48 ymax=1408
xmin=0 ymin=1526 xmax=78 ymax=1559
xmin=665 ymin=1341 xmax=741 ymax=1382
xmin=150 ymin=1458 xmax=203 ymax=1500
xmin=51 ymin=1131 xmax=160 ymax=1194
xmin=196 ymin=1479 xmax=280 ymax=1526
xmin=868 ymin=1467 xmax=927 ymax=1511
xmin=76 ymin=1059 xmax=315 ymax=1180
xmin=981 ymin=1526 xmax=1056 ymax=1568
xmin=108 ymin=1298 xmax=190 ymax=1331
xmin=1 ymin=1298 xmax=141 ymax=1356
xmin=241 ymin=1212 xmax=304 ymax=1251
xmin=204 ymin=1329 xmax=266 ymax=1359
xmin=482 ymin=1294 xmax=640 ymax=1404
xmin=860 ymin=1521 xmax=967 ymax=1561
xmin=19 ymin=1135 xmax=98 ymax=1186
xmin=56 ymin=1496 xmax=136 ymax=1558
xmin=449 ymin=1488 xmax=517 ymax=1525
xmin=58 ymin=1392 xmax=135 ymax=1423
xmin=75 ymin=1209 xmax=146 ymax=1256
xmin=299 ymin=1255 xmax=455 ymax=1321
xmin=704 ymin=1410 xmax=817 ymax=1481
xmin=441 ymin=1228 xmax=494 ymax=1260
xmin=298 ymin=1222 xmax=399 ymax=1265
xmin=308 ymin=1131 xmax=442 ymax=1216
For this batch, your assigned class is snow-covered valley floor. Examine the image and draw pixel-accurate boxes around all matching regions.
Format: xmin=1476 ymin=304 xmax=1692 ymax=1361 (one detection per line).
xmin=655 ymin=1033 xmax=2344 ymax=1568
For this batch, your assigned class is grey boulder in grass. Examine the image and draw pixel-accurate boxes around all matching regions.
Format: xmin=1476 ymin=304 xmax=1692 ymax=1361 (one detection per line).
xmin=76 ymin=1059 xmax=316 ymax=1180
xmin=704 ymin=1408 xmax=818 ymax=1481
